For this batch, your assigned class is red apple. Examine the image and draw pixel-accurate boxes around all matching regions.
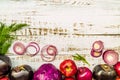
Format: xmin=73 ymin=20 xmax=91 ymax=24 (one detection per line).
xmin=114 ymin=62 xmax=120 ymax=77
xmin=77 ymin=67 xmax=92 ymax=80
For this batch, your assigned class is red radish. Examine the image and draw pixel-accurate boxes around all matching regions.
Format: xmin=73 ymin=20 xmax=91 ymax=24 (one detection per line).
xmin=92 ymin=40 xmax=104 ymax=52
xmin=103 ymin=50 xmax=119 ymax=66
xmin=13 ymin=42 xmax=25 ymax=55
xmin=114 ymin=62 xmax=120 ymax=77
xmin=77 ymin=67 xmax=92 ymax=80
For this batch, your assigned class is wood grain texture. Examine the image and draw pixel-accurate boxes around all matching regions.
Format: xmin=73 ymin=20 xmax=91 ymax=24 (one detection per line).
xmin=0 ymin=0 xmax=120 ymax=70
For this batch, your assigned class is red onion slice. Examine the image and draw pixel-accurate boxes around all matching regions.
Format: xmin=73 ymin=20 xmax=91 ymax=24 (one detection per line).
xmin=26 ymin=42 xmax=40 ymax=57
xmin=91 ymin=49 xmax=102 ymax=58
xmin=13 ymin=42 xmax=25 ymax=55
xmin=41 ymin=45 xmax=58 ymax=62
xmin=103 ymin=50 xmax=119 ymax=66
xmin=47 ymin=45 xmax=57 ymax=55
xmin=92 ymin=40 xmax=104 ymax=52
xmin=28 ymin=42 xmax=40 ymax=52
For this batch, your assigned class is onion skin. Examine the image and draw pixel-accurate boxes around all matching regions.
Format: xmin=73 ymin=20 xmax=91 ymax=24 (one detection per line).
xmin=103 ymin=50 xmax=119 ymax=66
xmin=77 ymin=67 xmax=92 ymax=80
xmin=34 ymin=63 xmax=62 ymax=80
xmin=93 ymin=64 xmax=117 ymax=80
xmin=92 ymin=40 xmax=104 ymax=52
xmin=114 ymin=62 xmax=120 ymax=77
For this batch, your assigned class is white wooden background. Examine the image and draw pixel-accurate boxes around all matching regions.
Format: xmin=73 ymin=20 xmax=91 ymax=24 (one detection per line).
xmin=0 ymin=0 xmax=120 ymax=71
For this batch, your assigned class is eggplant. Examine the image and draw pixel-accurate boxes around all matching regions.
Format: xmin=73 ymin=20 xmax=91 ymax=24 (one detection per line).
xmin=9 ymin=65 xmax=33 ymax=80
xmin=0 ymin=55 xmax=11 ymax=77
xmin=93 ymin=64 xmax=117 ymax=80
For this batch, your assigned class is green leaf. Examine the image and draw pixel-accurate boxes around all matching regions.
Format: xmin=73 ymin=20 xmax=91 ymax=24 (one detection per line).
xmin=9 ymin=23 xmax=16 ymax=29
xmin=0 ymin=22 xmax=28 ymax=55
xmin=72 ymin=53 xmax=90 ymax=66
xmin=10 ymin=23 xmax=28 ymax=32
xmin=1 ymin=42 xmax=11 ymax=55
xmin=0 ymin=22 xmax=5 ymax=34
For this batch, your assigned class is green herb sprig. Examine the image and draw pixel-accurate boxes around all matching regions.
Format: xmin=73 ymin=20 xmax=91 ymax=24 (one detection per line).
xmin=72 ymin=53 xmax=90 ymax=66
xmin=0 ymin=22 xmax=28 ymax=55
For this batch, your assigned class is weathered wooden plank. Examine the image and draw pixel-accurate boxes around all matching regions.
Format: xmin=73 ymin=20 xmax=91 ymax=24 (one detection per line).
xmin=0 ymin=15 xmax=120 ymax=34
xmin=0 ymin=0 xmax=120 ymax=16
xmin=0 ymin=0 xmax=120 ymax=70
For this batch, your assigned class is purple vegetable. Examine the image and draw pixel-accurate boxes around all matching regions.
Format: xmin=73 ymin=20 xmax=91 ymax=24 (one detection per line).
xmin=34 ymin=63 xmax=62 ymax=80
xmin=103 ymin=50 xmax=119 ymax=66
xmin=91 ymin=40 xmax=104 ymax=58
xmin=92 ymin=40 xmax=104 ymax=52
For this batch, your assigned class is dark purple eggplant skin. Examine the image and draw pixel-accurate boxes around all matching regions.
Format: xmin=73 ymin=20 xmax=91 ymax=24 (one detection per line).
xmin=93 ymin=64 xmax=117 ymax=80
xmin=9 ymin=65 xmax=33 ymax=80
xmin=0 ymin=55 xmax=11 ymax=76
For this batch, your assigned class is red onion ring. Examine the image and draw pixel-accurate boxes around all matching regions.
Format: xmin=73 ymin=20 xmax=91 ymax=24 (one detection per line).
xmin=103 ymin=50 xmax=119 ymax=66
xmin=13 ymin=42 xmax=26 ymax=55
xmin=26 ymin=42 xmax=40 ymax=57
xmin=41 ymin=45 xmax=58 ymax=62
xmin=92 ymin=40 xmax=104 ymax=52
xmin=91 ymin=49 xmax=102 ymax=58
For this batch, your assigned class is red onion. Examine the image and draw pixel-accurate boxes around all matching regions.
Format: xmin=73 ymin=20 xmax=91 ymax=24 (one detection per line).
xmin=41 ymin=45 xmax=58 ymax=62
xmin=91 ymin=49 xmax=102 ymax=58
xmin=91 ymin=40 xmax=104 ymax=58
xmin=13 ymin=42 xmax=26 ymax=55
xmin=103 ymin=50 xmax=119 ymax=66
xmin=92 ymin=40 xmax=104 ymax=52
xmin=77 ymin=67 xmax=92 ymax=80
xmin=26 ymin=42 xmax=40 ymax=57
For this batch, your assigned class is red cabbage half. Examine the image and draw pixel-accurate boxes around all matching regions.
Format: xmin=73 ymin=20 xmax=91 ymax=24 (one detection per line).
xmin=34 ymin=63 xmax=62 ymax=80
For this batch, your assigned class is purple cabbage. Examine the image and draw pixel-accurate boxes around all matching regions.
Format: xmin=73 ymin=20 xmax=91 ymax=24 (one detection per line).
xmin=34 ymin=63 xmax=62 ymax=80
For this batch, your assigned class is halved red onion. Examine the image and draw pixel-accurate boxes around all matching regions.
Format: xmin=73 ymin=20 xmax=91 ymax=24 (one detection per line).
xmin=41 ymin=45 xmax=58 ymax=62
xmin=26 ymin=42 xmax=40 ymax=57
xmin=13 ymin=42 xmax=26 ymax=55
xmin=92 ymin=40 xmax=104 ymax=52
xmin=103 ymin=50 xmax=119 ymax=66
xmin=91 ymin=49 xmax=102 ymax=58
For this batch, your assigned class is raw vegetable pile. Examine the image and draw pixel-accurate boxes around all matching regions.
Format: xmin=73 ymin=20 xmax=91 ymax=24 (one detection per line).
xmin=0 ymin=22 xmax=120 ymax=80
